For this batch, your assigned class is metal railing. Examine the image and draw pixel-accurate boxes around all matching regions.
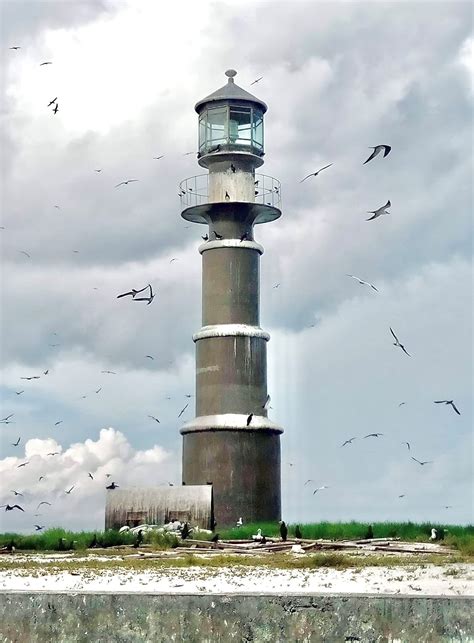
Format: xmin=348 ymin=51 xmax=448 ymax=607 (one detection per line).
xmin=179 ymin=173 xmax=281 ymax=209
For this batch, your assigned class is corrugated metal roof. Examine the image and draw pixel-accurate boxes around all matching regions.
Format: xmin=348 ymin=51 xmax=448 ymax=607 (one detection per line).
xmin=195 ymin=70 xmax=267 ymax=114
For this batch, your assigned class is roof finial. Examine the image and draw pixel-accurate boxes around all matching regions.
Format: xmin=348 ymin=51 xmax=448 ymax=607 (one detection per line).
xmin=225 ymin=69 xmax=237 ymax=84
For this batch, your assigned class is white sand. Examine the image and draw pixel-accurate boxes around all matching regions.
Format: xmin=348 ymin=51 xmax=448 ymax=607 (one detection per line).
xmin=0 ymin=557 xmax=472 ymax=595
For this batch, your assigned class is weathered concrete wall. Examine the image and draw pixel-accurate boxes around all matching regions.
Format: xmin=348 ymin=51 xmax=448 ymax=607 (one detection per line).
xmin=0 ymin=592 xmax=472 ymax=643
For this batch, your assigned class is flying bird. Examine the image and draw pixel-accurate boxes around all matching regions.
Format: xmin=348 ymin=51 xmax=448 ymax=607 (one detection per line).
xmin=148 ymin=415 xmax=160 ymax=423
xmin=11 ymin=437 xmax=21 ymax=447
xmin=434 ymin=400 xmax=461 ymax=415
xmin=363 ymin=145 xmax=392 ymax=165
xmin=106 ymin=482 xmax=119 ymax=490
xmin=101 ymin=370 xmax=116 ymax=375
xmin=20 ymin=376 xmax=40 ymax=380
xmin=153 ymin=155 xmax=164 ymax=160
xmin=133 ymin=284 xmax=154 ymax=304
xmin=402 ymin=442 xmax=411 ymax=451
xmin=52 ymin=103 xmax=59 ymax=114
xmin=411 ymin=457 xmax=433 ymax=466
xmin=363 ymin=433 xmax=383 ymax=439
xmin=1 ymin=504 xmax=24 ymax=512
xmin=246 ymin=413 xmax=253 ymax=426
xmin=299 ymin=164 xmax=333 ymax=183
xmin=15 ymin=391 xmax=24 ymax=395
xmin=398 ymin=494 xmax=406 ymax=498
xmin=262 ymin=394 xmax=271 ymax=410
xmin=17 ymin=462 xmax=29 ymax=468
xmin=178 ymin=403 xmax=189 ymax=418
xmin=47 ymin=452 xmax=60 ymax=456
xmin=54 ymin=421 xmax=62 ymax=426
xmin=43 ymin=369 xmax=49 ymax=375
xmin=115 ymin=179 xmax=139 ymax=187
xmin=390 ymin=327 xmax=411 ymax=357
xmin=313 ymin=485 xmax=330 ymax=494
xmin=38 ymin=476 xmax=45 ymax=482
xmin=1 ymin=414 xmax=14 ymax=422
xmin=40 ymin=61 xmax=52 ymax=66
xmin=304 ymin=480 xmax=315 ymax=486
xmin=366 ymin=199 xmax=391 ymax=221
xmin=88 ymin=473 xmax=94 ymax=480
xmin=117 ymin=284 xmax=150 ymax=299
xmin=9 ymin=46 xmax=21 ymax=50
xmin=34 ymin=525 xmax=45 ymax=531
xmin=169 ymin=258 xmax=178 ymax=263
xmin=10 ymin=490 xmax=23 ymax=496
xmin=94 ymin=169 xmax=102 ymax=172
xmin=47 ymin=97 xmax=57 ymax=107
xmin=145 ymin=355 xmax=154 ymax=360
xmin=346 ymin=274 xmax=378 ymax=292
xmin=250 ymin=77 xmax=263 ymax=85
xmin=399 ymin=402 xmax=406 ymax=407
xmin=65 ymin=486 xmax=75 ymax=494
xmin=19 ymin=250 xmax=31 ymax=258
xmin=341 ymin=437 xmax=356 ymax=447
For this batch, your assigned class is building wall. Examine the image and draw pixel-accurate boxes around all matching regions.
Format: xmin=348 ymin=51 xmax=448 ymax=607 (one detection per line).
xmin=105 ymin=486 xmax=213 ymax=530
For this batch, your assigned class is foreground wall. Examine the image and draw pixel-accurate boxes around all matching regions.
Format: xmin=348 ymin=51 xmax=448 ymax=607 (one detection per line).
xmin=1 ymin=592 xmax=472 ymax=642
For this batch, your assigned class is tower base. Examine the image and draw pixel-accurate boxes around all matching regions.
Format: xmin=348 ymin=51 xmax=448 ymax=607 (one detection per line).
xmin=182 ymin=429 xmax=281 ymax=527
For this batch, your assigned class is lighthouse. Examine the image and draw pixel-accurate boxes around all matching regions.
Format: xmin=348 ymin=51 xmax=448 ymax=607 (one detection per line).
xmin=179 ymin=70 xmax=284 ymax=527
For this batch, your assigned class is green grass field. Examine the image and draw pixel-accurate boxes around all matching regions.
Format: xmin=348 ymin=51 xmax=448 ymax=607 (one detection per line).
xmin=1 ymin=521 xmax=473 ymax=555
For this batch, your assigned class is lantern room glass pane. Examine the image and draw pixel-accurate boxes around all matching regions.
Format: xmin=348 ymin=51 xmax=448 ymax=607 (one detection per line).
xmin=253 ymin=110 xmax=263 ymax=150
xmin=205 ymin=107 xmax=227 ymax=146
xmin=229 ymin=107 xmax=251 ymax=146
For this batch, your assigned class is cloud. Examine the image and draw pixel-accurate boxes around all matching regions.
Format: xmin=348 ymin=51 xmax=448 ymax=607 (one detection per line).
xmin=0 ymin=428 xmax=177 ymax=532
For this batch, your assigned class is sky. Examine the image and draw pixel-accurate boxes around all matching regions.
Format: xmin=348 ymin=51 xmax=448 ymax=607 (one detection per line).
xmin=0 ymin=0 xmax=472 ymax=533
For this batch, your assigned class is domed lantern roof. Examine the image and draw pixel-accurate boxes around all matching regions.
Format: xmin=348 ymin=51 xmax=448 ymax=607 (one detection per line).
xmin=195 ymin=70 xmax=267 ymax=114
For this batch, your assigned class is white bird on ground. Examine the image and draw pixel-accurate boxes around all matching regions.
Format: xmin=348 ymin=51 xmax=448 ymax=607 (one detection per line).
xmin=118 ymin=526 xmax=130 ymax=533
xmin=346 ymin=274 xmax=378 ymax=292
xmin=236 ymin=517 xmax=243 ymax=527
xmin=252 ymin=528 xmax=263 ymax=541
xmin=430 ymin=528 xmax=438 ymax=541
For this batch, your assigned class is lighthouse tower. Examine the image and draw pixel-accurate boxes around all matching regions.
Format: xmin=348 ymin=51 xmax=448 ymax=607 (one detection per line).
xmin=179 ymin=70 xmax=284 ymax=527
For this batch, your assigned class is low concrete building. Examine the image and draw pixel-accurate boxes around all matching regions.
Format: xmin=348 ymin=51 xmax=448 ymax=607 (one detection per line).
xmin=105 ymin=486 xmax=213 ymax=530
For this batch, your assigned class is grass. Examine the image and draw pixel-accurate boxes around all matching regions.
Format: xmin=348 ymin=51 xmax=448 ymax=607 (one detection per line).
xmin=1 ymin=522 xmax=472 ymax=556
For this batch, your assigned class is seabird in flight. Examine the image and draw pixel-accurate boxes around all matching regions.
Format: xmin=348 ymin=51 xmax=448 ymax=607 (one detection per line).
xmin=47 ymin=97 xmax=57 ymax=107
xmin=10 ymin=490 xmax=23 ymax=496
xmin=17 ymin=462 xmax=29 ymax=468
xmin=106 ymin=482 xmax=119 ymax=490
xmin=34 ymin=525 xmax=45 ymax=531
xmin=363 ymin=145 xmax=391 ymax=165
xmin=148 ymin=415 xmax=160 ymax=423
xmin=101 ymin=370 xmax=116 ymax=375
xmin=366 ymin=199 xmax=391 ymax=221
xmin=1 ymin=504 xmax=24 ymax=512
xmin=250 ymin=77 xmax=263 ymax=85
xmin=299 ymin=164 xmax=333 ymax=183
xmin=117 ymin=284 xmax=149 ymax=299
xmin=52 ymin=103 xmax=59 ymax=114
xmin=88 ymin=473 xmax=94 ymax=480
xmin=262 ymin=394 xmax=271 ymax=410
xmin=115 ymin=179 xmax=139 ymax=187
xmin=178 ymin=403 xmax=189 ymax=418
xmin=341 ymin=437 xmax=356 ymax=447
xmin=313 ymin=485 xmax=330 ymax=494
xmin=402 ymin=441 xmax=411 ymax=451
xmin=346 ymin=274 xmax=378 ymax=292
xmin=36 ymin=502 xmax=51 ymax=509
xmin=390 ymin=327 xmax=411 ymax=357
xmin=65 ymin=486 xmax=75 ymax=494
xmin=40 ymin=61 xmax=52 ymax=66
xmin=11 ymin=437 xmax=21 ymax=446
xmin=363 ymin=433 xmax=383 ymax=439
xmin=411 ymin=457 xmax=433 ymax=466
xmin=434 ymin=400 xmax=461 ymax=415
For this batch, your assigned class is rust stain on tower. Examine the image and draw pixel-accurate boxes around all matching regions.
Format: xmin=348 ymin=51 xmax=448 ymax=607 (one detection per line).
xmin=180 ymin=70 xmax=283 ymax=527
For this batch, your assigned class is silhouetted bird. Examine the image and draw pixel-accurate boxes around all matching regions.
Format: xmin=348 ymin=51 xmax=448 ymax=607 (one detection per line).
xmin=240 ymin=232 xmax=250 ymax=242
xmin=434 ymin=400 xmax=461 ymax=415
xmin=364 ymin=525 xmax=374 ymax=539
xmin=279 ymin=521 xmax=288 ymax=541
xmin=1 ymin=504 xmax=24 ymax=512
xmin=115 ymin=179 xmax=139 ymax=187
xmin=52 ymin=103 xmax=59 ymax=114
xmin=34 ymin=525 xmax=45 ymax=531
xmin=300 ymin=164 xmax=333 ymax=182
xmin=133 ymin=530 xmax=143 ymax=548
xmin=47 ymin=97 xmax=57 ymax=107
xmin=211 ymin=533 xmax=219 ymax=544
xmin=225 ymin=191 xmax=230 ymax=201
xmin=390 ymin=327 xmax=411 ymax=357
xmin=202 ymin=234 xmax=209 ymax=241
xmin=117 ymin=285 xmax=149 ymax=299
xmin=181 ymin=523 xmax=190 ymax=540
xmin=106 ymin=482 xmax=119 ymax=490
xmin=214 ymin=231 xmax=223 ymax=240
xmin=40 ymin=61 xmax=52 ymax=66
xmin=366 ymin=200 xmax=391 ymax=221
xmin=246 ymin=413 xmax=253 ymax=426
xmin=363 ymin=145 xmax=391 ymax=165
xmin=230 ymin=163 xmax=236 ymax=173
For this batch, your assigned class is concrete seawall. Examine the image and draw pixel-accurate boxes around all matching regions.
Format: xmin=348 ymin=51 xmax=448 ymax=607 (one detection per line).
xmin=0 ymin=592 xmax=473 ymax=642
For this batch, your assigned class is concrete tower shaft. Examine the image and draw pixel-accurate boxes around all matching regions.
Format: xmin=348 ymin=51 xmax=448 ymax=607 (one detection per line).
xmin=180 ymin=70 xmax=283 ymax=527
